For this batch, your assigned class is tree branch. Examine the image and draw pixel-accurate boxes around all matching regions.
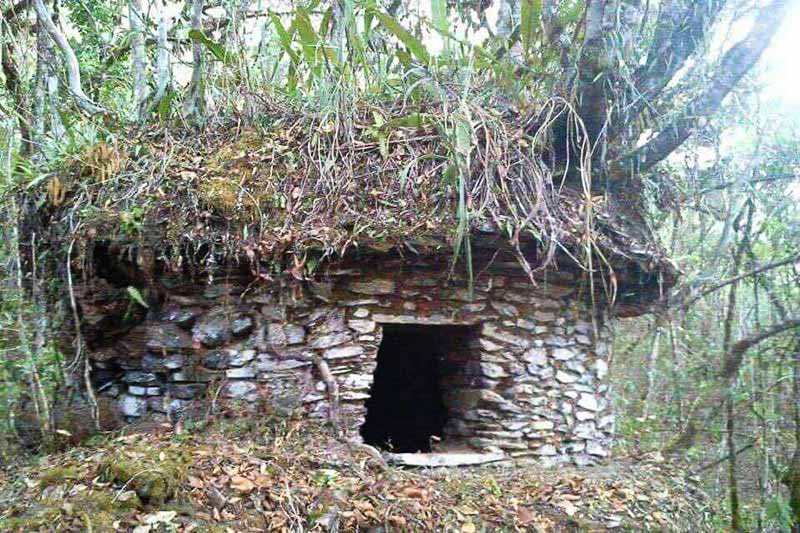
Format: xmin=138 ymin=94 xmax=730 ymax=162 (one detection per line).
xmin=619 ymin=0 xmax=725 ymax=131
xmin=722 ymin=318 xmax=800 ymax=379
xmin=32 ymin=0 xmax=107 ymax=115
xmin=612 ymin=0 xmax=792 ymax=177
xmin=2 ymin=0 xmax=32 ymax=23
xmin=683 ymin=252 xmax=800 ymax=307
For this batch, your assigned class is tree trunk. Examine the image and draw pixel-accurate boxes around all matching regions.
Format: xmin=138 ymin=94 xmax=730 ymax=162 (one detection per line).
xmin=184 ymin=0 xmax=205 ymax=121
xmin=145 ymin=0 xmax=171 ymax=118
xmin=785 ymin=336 xmax=800 ymax=532
xmin=641 ymin=326 xmax=661 ymax=418
xmin=726 ymin=395 xmax=742 ymax=531
xmin=128 ymin=0 xmax=148 ymax=118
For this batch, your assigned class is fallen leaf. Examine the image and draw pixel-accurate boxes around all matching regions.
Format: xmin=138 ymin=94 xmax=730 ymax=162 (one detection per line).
xmin=230 ymin=475 xmax=255 ymax=494
xmin=517 ymin=506 xmax=536 ymax=525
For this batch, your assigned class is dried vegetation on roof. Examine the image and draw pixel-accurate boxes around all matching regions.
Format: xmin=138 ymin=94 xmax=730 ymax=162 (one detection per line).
xmin=45 ymin=95 xmax=672 ymax=290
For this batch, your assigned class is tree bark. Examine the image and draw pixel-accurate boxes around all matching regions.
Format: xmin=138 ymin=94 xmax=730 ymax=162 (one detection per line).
xmin=128 ymin=0 xmax=148 ymax=118
xmin=145 ymin=0 xmax=172 ymax=118
xmin=184 ymin=0 xmax=206 ymax=121
xmin=784 ymin=336 xmax=800 ymax=532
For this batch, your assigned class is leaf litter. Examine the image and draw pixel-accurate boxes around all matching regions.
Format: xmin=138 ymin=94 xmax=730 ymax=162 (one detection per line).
xmin=0 ymin=410 xmax=715 ymax=531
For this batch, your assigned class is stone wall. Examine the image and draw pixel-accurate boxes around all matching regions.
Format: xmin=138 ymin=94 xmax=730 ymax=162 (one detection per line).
xmin=90 ymin=256 xmax=614 ymax=466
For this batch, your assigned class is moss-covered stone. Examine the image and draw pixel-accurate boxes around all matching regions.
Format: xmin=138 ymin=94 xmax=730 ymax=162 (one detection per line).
xmin=98 ymin=446 xmax=188 ymax=506
xmin=37 ymin=466 xmax=80 ymax=488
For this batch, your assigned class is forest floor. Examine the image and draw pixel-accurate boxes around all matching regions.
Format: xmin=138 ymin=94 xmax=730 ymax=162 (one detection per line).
xmin=0 ymin=409 xmax=716 ymax=532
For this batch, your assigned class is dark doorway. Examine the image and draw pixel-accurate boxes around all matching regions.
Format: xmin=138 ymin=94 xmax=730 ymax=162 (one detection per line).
xmin=360 ymin=324 xmax=476 ymax=453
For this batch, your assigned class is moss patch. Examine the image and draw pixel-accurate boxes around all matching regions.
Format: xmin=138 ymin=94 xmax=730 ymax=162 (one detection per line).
xmin=37 ymin=466 xmax=80 ymax=488
xmin=98 ymin=446 xmax=189 ymax=506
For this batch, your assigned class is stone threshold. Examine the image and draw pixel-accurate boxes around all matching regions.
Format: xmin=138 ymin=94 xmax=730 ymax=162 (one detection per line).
xmin=384 ymin=451 xmax=506 ymax=467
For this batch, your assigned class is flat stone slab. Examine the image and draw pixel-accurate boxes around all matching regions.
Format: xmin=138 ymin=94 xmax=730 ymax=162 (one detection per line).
xmin=384 ymin=451 xmax=506 ymax=467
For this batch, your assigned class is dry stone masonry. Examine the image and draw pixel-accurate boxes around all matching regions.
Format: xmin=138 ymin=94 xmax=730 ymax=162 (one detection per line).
xmin=90 ymin=256 xmax=614 ymax=466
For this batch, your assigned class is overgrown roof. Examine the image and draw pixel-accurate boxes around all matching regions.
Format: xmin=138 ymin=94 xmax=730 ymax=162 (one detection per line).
xmin=46 ymin=97 xmax=676 ymax=308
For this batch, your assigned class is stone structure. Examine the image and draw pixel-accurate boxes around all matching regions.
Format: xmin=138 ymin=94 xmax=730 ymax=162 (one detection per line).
xmin=86 ymin=247 xmax=622 ymax=467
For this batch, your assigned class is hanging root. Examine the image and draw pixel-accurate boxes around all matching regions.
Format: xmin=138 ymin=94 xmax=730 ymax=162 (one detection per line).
xmin=312 ymin=354 xmax=341 ymax=432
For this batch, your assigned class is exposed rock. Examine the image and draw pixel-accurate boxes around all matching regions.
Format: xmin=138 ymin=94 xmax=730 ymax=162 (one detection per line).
xmin=204 ymin=284 xmax=238 ymax=299
xmin=203 ymin=350 xmax=230 ymax=370
xmin=231 ymin=315 xmax=254 ymax=336
xmin=445 ymin=288 xmax=486 ymax=302
xmin=128 ymin=385 xmax=161 ymax=396
xmin=123 ymin=371 xmax=158 ymax=384
xmin=261 ymin=304 xmax=286 ymax=321
xmin=533 ymin=311 xmax=557 ymax=322
xmin=598 ymin=415 xmax=615 ymax=429
xmin=324 ymin=345 xmax=364 ymax=360
xmin=147 ymin=397 xmax=188 ymax=414
xmin=534 ymin=444 xmax=558 ymax=456
xmin=353 ymin=307 xmax=370 ymax=318
xmin=256 ymin=355 xmax=311 ymax=373
xmin=480 ymin=362 xmax=508 ymax=379
xmin=349 ymin=280 xmax=396 ymax=295
xmin=228 ymin=349 xmax=256 ymax=367
xmin=565 ymin=360 xmax=587 ymax=374
xmin=586 ymin=440 xmax=608 ymax=457
xmin=530 ymin=420 xmax=555 ymax=431
xmin=193 ymin=312 xmax=233 ymax=347
xmin=170 ymin=367 xmax=217 ymax=382
xmin=222 ymin=381 xmax=258 ymax=400
xmin=552 ymin=347 xmax=576 ymax=361
xmin=169 ymin=383 xmax=207 ymax=400
xmin=145 ymin=323 xmax=193 ymax=352
xmin=310 ymin=332 xmax=351 ymax=349
xmin=577 ymin=393 xmax=599 ymax=411
xmin=555 ymin=370 xmax=579 ymax=384
xmin=120 ymin=395 xmax=147 ymax=417
xmin=142 ymin=353 xmax=185 ymax=372
xmin=481 ymin=324 xmax=530 ymax=348
xmin=91 ymin=266 xmax=615 ymax=464
xmin=491 ymin=301 xmax=518 ymax=317
xmin=162 ymin=306 xmax=202 ymax=329
xmin=515 ymin=318 xmax=536 ymax=330
xmin=478 ymin=338 xmax=504 ymax=352
xmin=348 ymin=319 xmax=375 ymax=333
xmin=284 ymin=324 xmax=306 ymax=344
xmin=522 ymin=347 xmax=547 ymax=366
xmin=227 ymin=366 xmax=256 ymax=379
xmin=594 ymin=359 xmax=608 ymax=380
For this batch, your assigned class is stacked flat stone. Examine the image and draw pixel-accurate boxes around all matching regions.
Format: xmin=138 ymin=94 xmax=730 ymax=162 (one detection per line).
xmin=94 ymin=260 xmax=614 ymax=466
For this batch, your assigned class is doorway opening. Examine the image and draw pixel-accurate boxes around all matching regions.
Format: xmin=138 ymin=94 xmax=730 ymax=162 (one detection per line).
xmin=360 ymin=323 xmax=477 ymax=453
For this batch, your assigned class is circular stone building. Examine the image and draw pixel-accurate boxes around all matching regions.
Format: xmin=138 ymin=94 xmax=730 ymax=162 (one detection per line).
xmin=58 ymin=114 xmax=674 ymax=466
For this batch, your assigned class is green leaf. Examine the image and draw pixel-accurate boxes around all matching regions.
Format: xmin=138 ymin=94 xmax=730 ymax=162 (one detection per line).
xmin=319 ymin=6 xmax=333 ymax=40
xmin=378 ymin=133 xmax=389 ymax=159
xmin=269 ymin=12 xmax=300 ymax=65
xmin=157 ymin=89 xmax=176 ymax=120
xmin=395 ymin=49 xmax=413 ymax=68
xmin=388 ymin=112 xmax=433 ymax=129
xmin=370 ymin=9 xmax=430 ymax=65
xmin=520 ymin=0 xmax=542 ymax=53
xmin=294 ymin=9 xmax=320 ymax=65
xmin=431 ymin=0 xmax=448 ymax=37
xmin=454 ymin=113 xmax=473 ymax=159
xmin=126 ymin=286 xmax=149 ymax=308
xmin=188 ymin=29 xmax=234 ymax=64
